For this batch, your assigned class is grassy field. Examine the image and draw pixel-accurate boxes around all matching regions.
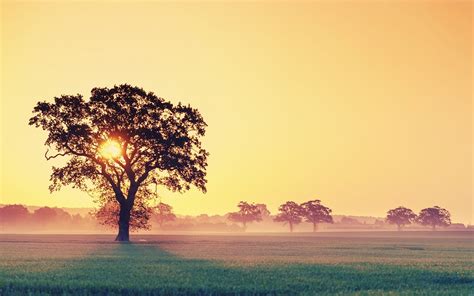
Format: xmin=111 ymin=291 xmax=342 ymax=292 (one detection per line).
xmin=0 ymin=232 xmax=472 ymax=295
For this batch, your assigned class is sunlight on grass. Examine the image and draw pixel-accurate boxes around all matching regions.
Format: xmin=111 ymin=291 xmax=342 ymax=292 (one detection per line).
xmin=0 ymin=233 xmax=473 ymax=295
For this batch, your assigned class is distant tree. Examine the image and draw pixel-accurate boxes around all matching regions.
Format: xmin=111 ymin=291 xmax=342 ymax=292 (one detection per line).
xmin=71 ymin=214 xmax=85 ymax=227
xmin=29 ymin=84 xmax=208 ymax=241
xmin=339 ymin=217 xmax=361 ymax=225
xmin=300 ymin=199 xmax=333 ymax=232
xmin=196 ymin=214 xmax=210 ymax=223
xmin=32 ymin=207 xmax=58 ymax=225
xmin=255 ymin=203 xmax=271 ymax=218
xmin=386 ymin=206 xmax=417 ymax=231
xmin=227 ymin=201 xmax=262 ymax=230
xmin=374 ymin=219 xmax=385 ymax=227
xmin=274 ymin=201 xmax=304 ymax=232
xmin=0 ymin=205 xmax=30 ymax=225
xmin=448 ymin=223 xmax=465 ymax=230
xmin=53 ymin=208 xmax=73 ymax=224
xmin=95 ymin=200 xmax=153 ymax=231
xmin=154 ymin=202 xmax=176 ymax=228
xmin=417 ymin=206 xmax=451 ymax=231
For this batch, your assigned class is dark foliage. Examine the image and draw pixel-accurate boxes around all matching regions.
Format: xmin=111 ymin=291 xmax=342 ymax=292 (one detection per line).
xmin=417 ymin=206 xmax=451 ymax=230
xmin=386 ymin=206 xmax=417 ymax=230
xmin=227 ymin=201 xmax=262 ymax=230
xmin=29 ymin=84 xmax=208 ymax=241
xmin=274 ymin=201 xmax=304 ymax=232
xmin=300 ymin=199 xmax=333 ymax=232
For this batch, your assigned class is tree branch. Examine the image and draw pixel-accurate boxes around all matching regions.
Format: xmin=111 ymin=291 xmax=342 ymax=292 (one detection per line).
xmin=44 ymin=149 xmax=69 ymax=160
xmin=99 ymin=161 xmax=126 ymax=204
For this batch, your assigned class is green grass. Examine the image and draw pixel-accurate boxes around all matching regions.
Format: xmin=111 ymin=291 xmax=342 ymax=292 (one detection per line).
xmin=0 ymin=232 xmax=473 ymax=295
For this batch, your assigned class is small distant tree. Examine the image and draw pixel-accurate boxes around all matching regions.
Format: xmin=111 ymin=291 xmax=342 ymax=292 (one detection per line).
xmin=386 ymin=206 xmax=417 ymax=231
xmin=417 ymin=206 xmax=451 ymax=231
xmin=339 ymin=217 xmax=361 ymax=225
xmin=71 ymin=214 xmax=85 ymax=227
xmin=0 ymin=205 xmax=30 ymax=226
xmin=155 ymin=202 xmax=176 ymax=228
xmin=255 ymin=203 xmax=271 ymax=218
xmin=300 ymin=199 xmax=333 ymax=232
xmin=196 ymin=214 xmax=210 ymax=223
xmin=374 ymin=219 xmax=385 ymax=227
xmin=54 ymin=208 xmax=73 ymax=224
xmin=33 ymin=207 xmax=58 ymax=225
xmin=227 ymin=201 xmax=262 ymax=230
xmin=274 ymin=201 xmax=304 ymax=232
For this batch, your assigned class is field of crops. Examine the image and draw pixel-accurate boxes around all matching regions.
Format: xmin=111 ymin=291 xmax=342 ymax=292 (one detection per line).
xmin=0 ymin=232 xmax=472 ymax=295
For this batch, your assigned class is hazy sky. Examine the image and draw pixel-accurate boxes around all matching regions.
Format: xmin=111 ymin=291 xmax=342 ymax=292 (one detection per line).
xmin=1 ymin=1 xmax=472 ymax=223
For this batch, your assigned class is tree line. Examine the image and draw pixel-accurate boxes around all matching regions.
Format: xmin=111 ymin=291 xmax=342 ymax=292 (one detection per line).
xmin=26 ymin=85 xmax=459 ymax=241
xmin=0 ymin=203 xmax=177 ymax=232
xmin=0 ymin=202 xmax=454 ymax=233
xmin=227 ymin=201 xmax=452 ymax=232
xmin=0 ymin=205 xmax=95 ymax=231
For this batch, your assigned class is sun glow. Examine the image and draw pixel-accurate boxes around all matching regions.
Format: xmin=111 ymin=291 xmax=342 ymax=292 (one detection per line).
xmin=99 ymin=139 xmax=122 ymax=159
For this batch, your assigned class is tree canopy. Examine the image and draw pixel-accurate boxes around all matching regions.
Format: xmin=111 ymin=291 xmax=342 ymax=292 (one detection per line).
xmin=274 ymin=201 xmax=304 ymax=232
xmin=417 ymin=206 xmax=451 ymax=230
xmin=155 ymin=202 xmax=177 ymax=228
xmin=386 ymin=206 xmax=417 ymax=230
xmin=0 ymin=205 xmax=29 ymax=225
xmin=300 ymin=199 xmax=333 ymax=232
xmin=29 ymin=84 xmax=208 ymax=241
xmin=227 ymin=201 xmax=262 ymax=230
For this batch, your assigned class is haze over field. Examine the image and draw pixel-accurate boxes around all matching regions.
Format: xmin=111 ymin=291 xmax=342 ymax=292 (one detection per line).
xmin=0 ymin=202 xmax=469 ymax=235
xmin=1 ymin=1 xmax=472 ymax=223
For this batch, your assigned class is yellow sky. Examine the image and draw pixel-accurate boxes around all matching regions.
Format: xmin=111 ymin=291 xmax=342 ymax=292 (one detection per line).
xmin=1 ymin=1 xmax=472 ymax=223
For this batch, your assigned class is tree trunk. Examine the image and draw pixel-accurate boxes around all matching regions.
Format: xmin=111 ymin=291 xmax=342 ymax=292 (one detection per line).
xmin=242 ymin=221 xmax=247 ymax=231
xmin=313 ymin=222 xmax=318 ymax=232
xmin=432 ymin=224 xmax=436 ymax=231
xmin=289 ymin=222 xmax=293 ymax=233
xmin=397 ymin=224 xmax=401 ymax=231
xmin=115 ymin=203 xmax=131 ymax=242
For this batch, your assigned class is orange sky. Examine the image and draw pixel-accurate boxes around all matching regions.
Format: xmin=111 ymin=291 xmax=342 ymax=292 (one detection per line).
xmin=1 ymin=1 xmax=472 ymax=224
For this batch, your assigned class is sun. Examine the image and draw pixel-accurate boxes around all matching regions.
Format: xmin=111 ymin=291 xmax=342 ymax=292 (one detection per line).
xmin=99 ymin=139 xmax=122 ymax=159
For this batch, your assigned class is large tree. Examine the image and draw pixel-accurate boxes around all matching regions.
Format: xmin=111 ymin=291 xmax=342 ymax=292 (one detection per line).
xmin=274 ymin=201 xmax=304 ymax=232
xmin=29 ymin=84 xmax=208 ymax=241
xmin=386 ymin=206 xmax=417 ymax=231
xmin=227 ymin=201 xmax=262 ymax=230
xmin=300 ymin=199 xmax=333 ymax=232
xmin=417 ymin=206 xmax=451 ymax=231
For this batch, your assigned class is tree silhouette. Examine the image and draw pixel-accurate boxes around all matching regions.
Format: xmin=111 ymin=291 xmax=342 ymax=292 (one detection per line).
xmin=386 ymin=206 xmax=417 ymax=231
xmin=29 ymin=84 xmax=208 ymax=241
xmin=154 ymin=202 xmax=176 ymax=228
xmin=300 ymin=199 xmax=333 ymax=232
xmin=417 ymin=206 xmax=451 ymax=231
xmin=227 ymin=201 xmax=262 ymax=230
xmin=255 ymin=203 xmax=271 ymax=218
xmin=0 ymin=205 xmax=29 ymax=226
xmin=32 ymin=207 xmax=58 ymax=226
xmin=274 ymin=201 xmax=304 ymax=232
